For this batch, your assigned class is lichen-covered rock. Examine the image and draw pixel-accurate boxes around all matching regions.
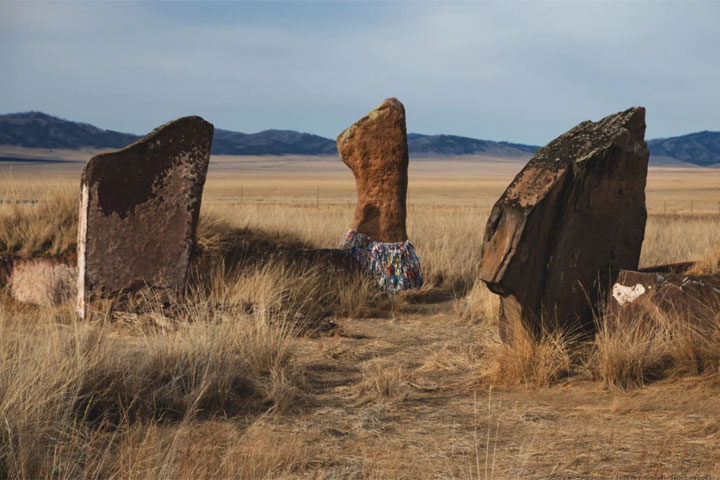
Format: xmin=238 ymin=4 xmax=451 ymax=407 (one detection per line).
xmin=609 ymin=264 xmax=720 ymax=326
xmin=337 ymin=98 xmax=409 ymax=243
xmin=77 ymin=116 xmax=213 ymax=318
xmin=479 ymin=107 xmax=649 ymax=339
xmin=9 ymin=257 xmax=77 ymax=306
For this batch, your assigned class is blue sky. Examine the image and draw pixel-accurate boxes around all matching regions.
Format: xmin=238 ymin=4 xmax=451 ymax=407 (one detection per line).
xmin=1 ymin=0 xmax=718 ymax=145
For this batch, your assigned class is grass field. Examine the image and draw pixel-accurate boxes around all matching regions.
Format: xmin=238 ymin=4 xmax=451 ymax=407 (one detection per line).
xmin=1 ymin=154 xmax=720 ymax=478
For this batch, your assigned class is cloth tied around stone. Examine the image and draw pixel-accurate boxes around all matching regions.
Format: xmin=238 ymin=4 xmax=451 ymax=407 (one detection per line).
xmin=339 ymin=230 xmax=423 ymax=293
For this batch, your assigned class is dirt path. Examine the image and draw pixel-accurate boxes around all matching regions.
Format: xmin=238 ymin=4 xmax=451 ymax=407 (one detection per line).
xmin=254 ymin=301 xmax=720 ymax=479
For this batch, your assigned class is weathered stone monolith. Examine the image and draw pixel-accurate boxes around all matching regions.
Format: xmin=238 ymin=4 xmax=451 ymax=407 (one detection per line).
xmin=77 ymin=116 xmax=213 ymax=318
xmin=338 ymin=97 xmax=409 ymax=243
xmin=9 ymin=257 xmax=77 ymax=307
xmin=337 ymin=98 xmax=423 ymax=292
xmin=479 ymin=107 xmax=649 ymax=339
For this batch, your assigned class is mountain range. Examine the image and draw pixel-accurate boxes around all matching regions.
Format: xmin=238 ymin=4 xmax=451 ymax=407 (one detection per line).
xmin=647 ymin=131 xmax=720 ymax=167
xmin=1 ymin=111 xmax=718 ymax=167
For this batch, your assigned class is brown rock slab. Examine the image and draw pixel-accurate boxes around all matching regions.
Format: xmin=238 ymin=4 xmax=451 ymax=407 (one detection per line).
xmin=77 ymin=116 xmax=213 ymax=318
xmin=337 ymin=97 xmax=409 ymax=243
xmin=9 ymin=257 xmax=77 ymax=307
xmin=479 ymin=107 xmax=649 ymax=338
xmin=609 ymin=265 xmax=720 ymax=326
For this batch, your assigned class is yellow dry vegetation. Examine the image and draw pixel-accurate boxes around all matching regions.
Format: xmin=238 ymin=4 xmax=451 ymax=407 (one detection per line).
xmin=0 ymin=157 xmax=719 ymax=478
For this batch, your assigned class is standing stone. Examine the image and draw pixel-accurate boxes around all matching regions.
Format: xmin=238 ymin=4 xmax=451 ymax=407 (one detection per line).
xmin=338 ymin=97 xmax=409 ymax=243
xmin=337 ymin=98 xmax=422 ymax=292
xmin=9 ymin=257 xmax=77 ymax=307
xmin=609 ymin=264 xmax=720 ymax=327
xmin=77 ymin=116 xmax=213 ymax=318
xmin=479 ymin=107 xmax=649 ymax=338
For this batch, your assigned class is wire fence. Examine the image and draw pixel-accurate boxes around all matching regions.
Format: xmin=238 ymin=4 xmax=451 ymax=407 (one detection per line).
xmin=3 ymin=197 xmax=720 ymax=219
xmin=0 ymin=199 xmax=38 ymax=205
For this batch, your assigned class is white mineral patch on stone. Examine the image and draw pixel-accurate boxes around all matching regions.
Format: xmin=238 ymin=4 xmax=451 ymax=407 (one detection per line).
xmin=612 ymin=283 xmax=646 ymax=305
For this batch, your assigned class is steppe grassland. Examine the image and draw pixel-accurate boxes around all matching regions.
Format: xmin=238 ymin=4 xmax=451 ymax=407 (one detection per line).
xmin=4 ymin=156 xmax=718 ymax=267
xmin=1 ymin=157 xmax=720 ymax=478
xmin=199 ymin=162 xmax=720 ymax=267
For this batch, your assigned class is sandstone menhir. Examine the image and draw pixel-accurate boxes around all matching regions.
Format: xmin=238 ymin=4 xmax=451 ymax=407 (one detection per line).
xmin=337 ymin=98 xmax=423 ymax=292
xmin=479 ymin=107 xmax=649 ymax=338
xmin=77 ymin=116 xmax=213 ymax=318
xmin=337 ymin=97 xmax=408 ymax=243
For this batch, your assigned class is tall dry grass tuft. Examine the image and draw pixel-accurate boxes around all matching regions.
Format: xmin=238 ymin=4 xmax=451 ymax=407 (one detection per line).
xmin=590 ymin=306 xmax=720 ymax=390
xmin=482 ymin=320 xmax=576 ymax=388
xmin=355 ymin=360 xmax=409 ymax=403
xmin=453 ymin=280 xmax=500 ymax=324
xmin=686 ymin=244 xmax=720 ymax=275
xmin=0 ymin=300 xmax=301 ymax=479
xmin=192 ymin=213 xmax=394 ymax=321
xmin=590 ymin=310 xmax=673 ymax=389
xmin=0 ymin=182 xmax=78 ymax=258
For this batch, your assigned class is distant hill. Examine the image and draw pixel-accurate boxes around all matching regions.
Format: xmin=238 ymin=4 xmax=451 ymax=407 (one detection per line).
xmin=212 ymin=129 xmax=336 ymax=155
xmin=0 ymin=112 xmax=338 ymax=156
xmin=0 ymin=112 xmax=539 ymax=158
xmin=648 ymin=131 xmax=720 ymax=167
xmin=0 ymin=111 xmax=139 ymax=149
xmin=0 ymin=112 xmax=717 ymax=166
xmin=407 ymin=133 xmax=538 ymax=157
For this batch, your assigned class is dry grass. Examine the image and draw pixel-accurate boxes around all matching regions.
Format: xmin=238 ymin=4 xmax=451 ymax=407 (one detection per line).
xmin=453 ymin=280 xmax=500 ymax=324
xmin=193 ymin=253 xmax=386 ymax=328
xmin=194 ymin=214 xmax=398 ymax=322
xmin=590 ymin=307 xmax=720 ymax=390
xmin=481 ymin=320 xmax=577 ymax=388
xmin=3 ymin=170 xmax=720 ymax=284
xmin=0 ymin=299 xmax=303 ymax=479
xmin=477 ymin=289 xmax=720 ymax=391
xmin=640 ymin=213 xmax=720 ymax=267
xmin=354 ymin=360 xmax=410 ymax=403
xmin=686 ymin=244 xmax=720 ymax=275
xmin=0 ymin=182 xmax=77 ymax=258
xmin=88 ymin=421 xmax=317 ymax=479
xmin=1 ymin=164 xmax=720 ymax=477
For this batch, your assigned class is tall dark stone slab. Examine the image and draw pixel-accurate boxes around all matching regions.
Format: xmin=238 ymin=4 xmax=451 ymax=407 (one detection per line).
xmin=77 ymin=116 xmax=213 ymax=317
xmin=479 ymin=107 xmax=649 ymax=338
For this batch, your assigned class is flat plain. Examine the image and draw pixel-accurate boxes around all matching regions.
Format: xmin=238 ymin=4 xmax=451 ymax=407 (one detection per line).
xmin=1 ymin=152 xmax=720 ymax=478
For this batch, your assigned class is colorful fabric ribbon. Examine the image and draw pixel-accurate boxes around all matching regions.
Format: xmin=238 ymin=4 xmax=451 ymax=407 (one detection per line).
xmin=340 ymin=230 xmax=423 ymax=293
